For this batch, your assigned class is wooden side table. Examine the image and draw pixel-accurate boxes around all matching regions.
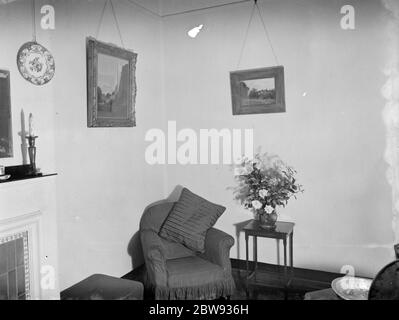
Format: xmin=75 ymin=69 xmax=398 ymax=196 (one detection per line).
xmin=243 ymin=220 xmax=295 ymax=297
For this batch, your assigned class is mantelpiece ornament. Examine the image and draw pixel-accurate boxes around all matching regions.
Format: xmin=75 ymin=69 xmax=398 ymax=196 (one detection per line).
xmin=16 ymin=0 xmax=55 ymax=85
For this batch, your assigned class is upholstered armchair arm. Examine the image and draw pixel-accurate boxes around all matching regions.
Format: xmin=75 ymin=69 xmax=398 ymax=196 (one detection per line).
xmin=203 ymin=228 xmax=234 ymax=273
xmin=140 ymin=230 xmax=167 ymax=287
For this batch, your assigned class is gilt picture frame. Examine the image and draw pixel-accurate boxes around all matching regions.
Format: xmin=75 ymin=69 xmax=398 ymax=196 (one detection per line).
xmin=0 ymin=69 xmax=13 ymax=158
xmin=86 ymin=37 xmax=137 ymax=127
xmin=230 ymin=66 xmax=285 ymax=115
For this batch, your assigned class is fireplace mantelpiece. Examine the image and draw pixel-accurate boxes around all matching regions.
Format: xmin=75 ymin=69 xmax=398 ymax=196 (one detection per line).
xmin=0 ymin=175 xmax=59 ymax=300
xmin=0 ymin=173 xmax=57 ymax=185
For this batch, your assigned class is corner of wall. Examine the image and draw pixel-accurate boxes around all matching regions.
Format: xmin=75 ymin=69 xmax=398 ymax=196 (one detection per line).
xmin=381 ymin=0 xmax=399 ymax=245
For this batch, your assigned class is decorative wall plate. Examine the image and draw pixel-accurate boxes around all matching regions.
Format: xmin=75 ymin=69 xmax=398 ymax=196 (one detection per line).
xmin=17 ymin=41 xmax=55 ymax=86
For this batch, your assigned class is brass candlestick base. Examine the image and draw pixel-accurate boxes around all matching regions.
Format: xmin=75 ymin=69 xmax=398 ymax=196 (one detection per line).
xmin=26 ymin=135 xmax=38 ymax=175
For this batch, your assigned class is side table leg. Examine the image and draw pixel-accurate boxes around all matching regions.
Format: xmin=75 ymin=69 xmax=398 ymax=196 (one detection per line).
xmin=254 ymin=236 xmax=257 ymax=281
xmin=246 ymin=234 xmax=249 ymax=298
xmin=290 ymin=232 xmax=294 ymax=281
xmin=283 ymin=237 xmax=288 ymax=300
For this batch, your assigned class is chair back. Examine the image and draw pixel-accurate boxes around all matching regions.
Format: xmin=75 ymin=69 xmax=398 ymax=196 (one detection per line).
xmin=140 ymin=202 xmax=175 ymax=233
xmin=140 ymin=201 xmax=195 ymax=260
xmin=368 ymin=260 xmax=399 ymax=300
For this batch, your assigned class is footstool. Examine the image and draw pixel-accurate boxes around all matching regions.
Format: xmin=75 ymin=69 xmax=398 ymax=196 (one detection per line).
xmin=61 ymin=274 xmax=144 ymax=300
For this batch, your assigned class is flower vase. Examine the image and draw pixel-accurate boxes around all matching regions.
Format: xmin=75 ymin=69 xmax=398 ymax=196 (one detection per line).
xmin=258 ymin=210 xmax=278 ymax=229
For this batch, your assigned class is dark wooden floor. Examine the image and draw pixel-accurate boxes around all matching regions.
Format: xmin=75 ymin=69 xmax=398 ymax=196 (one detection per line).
xmin=230 ymin=259 xmax=341 ymax=300
xmin=123 ymin=259 xmax=342 ymax=300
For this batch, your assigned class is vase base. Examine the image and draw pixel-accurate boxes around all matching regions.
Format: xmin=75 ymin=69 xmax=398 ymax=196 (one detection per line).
xmin=259 ymin=223 xmax=276 ymax=230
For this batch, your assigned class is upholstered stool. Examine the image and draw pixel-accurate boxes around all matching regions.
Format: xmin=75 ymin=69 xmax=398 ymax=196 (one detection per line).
xmin=61 ymin=274 xmax=144 ymax=300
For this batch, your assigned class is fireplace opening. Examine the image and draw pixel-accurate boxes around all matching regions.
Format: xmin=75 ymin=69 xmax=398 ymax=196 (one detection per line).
xmin=0 ymin=232 xmax=30 ymax=300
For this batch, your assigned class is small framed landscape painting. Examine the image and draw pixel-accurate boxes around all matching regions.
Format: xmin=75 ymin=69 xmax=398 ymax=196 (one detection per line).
xmin=87 ymin=37 xmax=137 ymax=127
xmin=230 ymin=66 xmax=285 ymax=115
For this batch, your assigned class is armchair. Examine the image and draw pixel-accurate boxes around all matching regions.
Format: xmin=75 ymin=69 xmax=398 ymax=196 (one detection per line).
xmin=140 ymin=202 xmax=235 ymax=300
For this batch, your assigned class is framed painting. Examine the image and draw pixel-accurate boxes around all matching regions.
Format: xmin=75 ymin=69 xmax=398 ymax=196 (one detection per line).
xmin=0 ymin=69 xmax=13 ymax=158
xmin=86 ymin=37 xmax=137 ymax=127
xmin=230 ymin=66 xmax=285 ymax=115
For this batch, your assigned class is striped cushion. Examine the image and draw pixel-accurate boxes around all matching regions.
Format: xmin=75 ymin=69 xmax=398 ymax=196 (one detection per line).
xmin=159 ymin=188 xmax=226 ymax=253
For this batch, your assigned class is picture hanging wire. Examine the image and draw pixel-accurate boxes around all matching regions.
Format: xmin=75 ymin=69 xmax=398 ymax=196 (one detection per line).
xmin=237 ymin=0 xmax=280 ymax=68
xmin=95 ymin=0 xmax=126 ymax=49
xmin=161 ymin=0 xmax=252 ymax=18
xmin=126 ymin=0 xmax=252 ymax=18
xmin=31 ymin=0 xmax=37 ymax=42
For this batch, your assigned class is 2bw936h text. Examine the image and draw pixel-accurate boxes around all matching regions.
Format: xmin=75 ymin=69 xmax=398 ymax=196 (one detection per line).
xmin=148 ymin=304 xmax=249 ymax=318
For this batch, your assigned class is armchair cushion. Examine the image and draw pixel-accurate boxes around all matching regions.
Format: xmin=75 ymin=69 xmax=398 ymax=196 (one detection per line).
xmin=155 ymin=256 xmax=234 ymax=300
xmin=159 ymin=237 xmax=195 ymax=260
xmin=166 ymin=256 xmax=224 ymax=288
xmin=159 ymin=188 xmax=225 ymax=253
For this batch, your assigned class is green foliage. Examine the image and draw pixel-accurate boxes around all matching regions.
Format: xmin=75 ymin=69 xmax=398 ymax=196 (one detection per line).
xmin=234 ymin=152 xmax=304 ymax=213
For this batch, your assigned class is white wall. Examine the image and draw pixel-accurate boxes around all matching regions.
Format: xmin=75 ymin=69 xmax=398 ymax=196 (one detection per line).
xmin=0 ymin=0 xmax=59 ymax=299
xmin=51 ymin=0 xmax=165 ymax=289
xmin=381 ymin=0 xmax=399 ymax=245
xmin=0 ymin=0 xmax=56 ymax=172
xmin=1 ymin=0 xmax=397 ymax=292
xmin=160 ymin=0 xmax=395 ymax=277
xmin=0 ymin=177 xmax=59 ymax=300
xmin=1 ymin=0 xmax=165 ymax=291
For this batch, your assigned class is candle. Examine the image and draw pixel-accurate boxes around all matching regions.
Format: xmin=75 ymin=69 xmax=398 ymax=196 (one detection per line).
xmin=29 ymin=113 xmax=34 ymax=137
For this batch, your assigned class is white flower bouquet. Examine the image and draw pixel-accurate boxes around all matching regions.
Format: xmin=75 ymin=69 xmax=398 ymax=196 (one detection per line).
xmin=234 ymin=152 xmax=303 ymax=227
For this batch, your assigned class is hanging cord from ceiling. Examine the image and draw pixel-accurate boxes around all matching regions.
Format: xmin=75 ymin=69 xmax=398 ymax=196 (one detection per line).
xmin=125 ymin=0 xmax=252 ymax=18
xmin=31 ymin=0 xmax=36 ymax=42
xmin=96 ymin=0 xmax=126 ymax=48
xmin=161 ymin=0 xmax=252 ymax=18
xmin=236 ymin=3 xmax=256 ymax=69
xmin=255 ymin=1 xmax=279 ymax=65
xmin=237 ymin=0 xmax=279 ymax=68
xmin=125 ymin=0 xmax=160 ymax=18
xmin=109 ymin=0 xmax=125 ymax=48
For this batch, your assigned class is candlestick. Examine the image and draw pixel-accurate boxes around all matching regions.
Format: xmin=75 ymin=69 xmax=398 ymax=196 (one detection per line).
xmin=25 ymin=135 xmax=38 ymax=175
xmin=29 ymin=113 xmax=34 ymax=137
